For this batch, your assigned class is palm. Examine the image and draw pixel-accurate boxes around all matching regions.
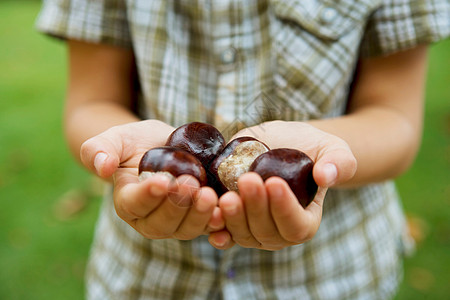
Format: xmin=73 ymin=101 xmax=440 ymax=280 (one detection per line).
xmin=111 ymin=120 xmax=175 ymax=187
xmin=115 ymin=120 xmax=175 ymax=166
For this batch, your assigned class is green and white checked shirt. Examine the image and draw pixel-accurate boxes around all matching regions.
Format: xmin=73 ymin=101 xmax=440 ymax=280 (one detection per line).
xmin=37 ymin=0 xmax=449 ymax=299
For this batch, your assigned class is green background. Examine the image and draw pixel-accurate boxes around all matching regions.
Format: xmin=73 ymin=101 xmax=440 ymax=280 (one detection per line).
xmin=0 ymin=1 xmax=449 ymax=299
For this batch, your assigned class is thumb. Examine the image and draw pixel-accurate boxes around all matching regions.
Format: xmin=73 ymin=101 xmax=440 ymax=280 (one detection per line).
xmin=80 ymin=134 xmax=122 ymax=179
xmin=313 ymin=147 xmax=357 ymax=188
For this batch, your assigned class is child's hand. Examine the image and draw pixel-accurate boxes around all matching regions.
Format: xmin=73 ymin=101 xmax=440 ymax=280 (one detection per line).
xmin=113 ymin=172 xmax=222 ymax=240
xmin=208 ymin=120 xmax=356 ymax=250
xmin=208 ymin=173 xmax=327 ymax=250
xmin=80 ymin=120 xmax=224 ymax=240
xmin=229 ymin=120 xmax=357 ymax=188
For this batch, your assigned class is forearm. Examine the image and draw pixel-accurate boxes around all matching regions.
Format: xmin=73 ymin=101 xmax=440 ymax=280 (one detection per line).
xmin=247 ymin=47 xmax=427 ymax=188
xmin=308 ymin=105 xmax=421 ymax=187
xmin=65 ymin=40 xmax=140 ymax=163
xmin=309 ymin=46 xmax=427 ymax=188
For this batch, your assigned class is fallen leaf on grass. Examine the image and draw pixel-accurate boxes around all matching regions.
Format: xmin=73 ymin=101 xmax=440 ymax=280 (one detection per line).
xmin=53 ymin=189 xmax=88 ymax=221
xmin=72 ymin=259 xmax=86 ymax=279
xmin=408 ymin=267 xmax=435 ymax=292
xmin=8 ymin=148 xmax=31 ymax=173
xmin=406 ymin=214 xmax=429 ymax=244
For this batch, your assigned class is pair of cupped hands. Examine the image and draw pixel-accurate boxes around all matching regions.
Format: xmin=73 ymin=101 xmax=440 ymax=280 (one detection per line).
xmin=81 ymin=120 xmax=356 ymax=250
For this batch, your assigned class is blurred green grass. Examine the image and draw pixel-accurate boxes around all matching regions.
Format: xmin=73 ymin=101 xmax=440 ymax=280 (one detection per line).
xmin=0 ymin=1 xmax=448 ymax=299
xmin=0 ymin=1 xmax=101 ymax=299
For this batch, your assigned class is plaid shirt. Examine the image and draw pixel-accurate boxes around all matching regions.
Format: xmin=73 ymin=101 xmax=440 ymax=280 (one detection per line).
xmin=37 ymin=0 xmax=449 ymax=299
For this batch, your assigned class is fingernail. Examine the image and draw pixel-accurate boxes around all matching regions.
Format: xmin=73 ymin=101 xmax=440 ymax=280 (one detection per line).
xmin=212 ymin=233 xmax=228 ymax=247
xmin=323 ymin=163 xmax=338 ymax=186
xmin=223 ymin=203 xmax=237 ymax=215
xmin=245 ymin=184 xmax=257 ymax=197
xmin=94 ymin=152 xmax=108 ymax=174
xmin=214 ymin=238 xmax=226 ymax=247
xmin=196 ymin=199 xmax=211 ymax=213
xmin=269 ymin=186 xmax=283 ymax=199
xmin=207 ymin=223 xmax=222 ymax=232
xmin=150 ymin=185 xmax=165 ymax=197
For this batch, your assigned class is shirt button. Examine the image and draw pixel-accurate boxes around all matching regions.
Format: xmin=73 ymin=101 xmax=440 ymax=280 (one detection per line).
xmin=320 ymin=7 xmax=337 ymax=23
xmin=226 ymin=268 xmax=236 ymax=279
xmin=220 ymin=48 xmax=237 ymax=64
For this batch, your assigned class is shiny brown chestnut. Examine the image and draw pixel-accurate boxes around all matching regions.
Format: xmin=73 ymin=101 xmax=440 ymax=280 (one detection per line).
xmin=249 ymin=148 xmax=318 ymax=208
xmin=209 ymin=137 xmax=270 ymax=194
xmin=138 ymin=146 xmax=207 ymax=186
xmin=165 ymin=122 xmax=226 ymax=169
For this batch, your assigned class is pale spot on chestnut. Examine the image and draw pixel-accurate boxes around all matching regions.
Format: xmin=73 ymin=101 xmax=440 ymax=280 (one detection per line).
xmin=209 ymin=137 xmax=269 ymax=193
xmin=138 ymin=171 xmax=175 ymax=182
xmin=140 ymin=122 xmax=316 ymax=208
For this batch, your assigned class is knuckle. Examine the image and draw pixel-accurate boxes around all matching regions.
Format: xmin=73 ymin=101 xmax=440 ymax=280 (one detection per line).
xmin=80 ymin=139 xmax=95 ymax=163
xmin=254 ymin=232 xmax=279 ymax=245
xmin=141 ymin=227 xmax=172 ymax=240
xmin=114 ymin=197 xmax=131 ymax=219
xmin=264 ymin=244 xmax=287 ymax=251
xmin=139 ymin=230 xmax=153 ymax=239
xmin=132 ymin=217 xmax=175 ymax=240
xmin=347 ymin=156 xmax=358 ymax=175
xmin=338 ymin=152 xmax=357 ymax=182
xmin=115 ymin=204 xmax=129 ymax=220
xmin=284 ymin=230 xmax=309 ymax=243
xmin=114 ymin=190 xmax=137 ymax=218
xmin=173 ymin=231 xmax=197 ymax=241
xmin=235 ymin=234 xmax=259 ymax=248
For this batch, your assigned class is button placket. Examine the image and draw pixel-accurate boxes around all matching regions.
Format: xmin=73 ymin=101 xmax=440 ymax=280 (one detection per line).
xmin=226 ymin=268 xmax=236 ymax=279
xmin=320 ymin=7 xmax=338 ymax=23
xmin=216 ymin=47 xmax=239 ymax=73
xmin=220 ymin=47 xmax=237 ymax=64
xmin=219 ymin=244 xmax=239 ymax=282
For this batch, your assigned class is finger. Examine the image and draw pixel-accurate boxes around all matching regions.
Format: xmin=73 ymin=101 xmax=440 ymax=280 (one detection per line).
xmin=305 ymin=186 xmax=327 ymax=222
xmin=173 ymin=187 xmax=218 ymax=240
xmin=206 ymin=206 xmax=225 ymax=232
xmin=208 ymin=230 xmax=235 ymax=250
xmin=167 ymin=174 xmax=201 ymax=207
xmin=80 ymin=131 xmax=122 ymax=178
xmin=219 ymin=191 xmax=260 ymax=248
xmin=134 ymin=177 xmax=197 ymax=239
xmin=238 ymin=173 xmax=285 ymax=246
xmin=114 ymin=173 xmax=170 ymax=221
xmin=266 ymin=177 xmax=319 ymax=243
xmin=313 ymin=144 xmax=357 ymax=187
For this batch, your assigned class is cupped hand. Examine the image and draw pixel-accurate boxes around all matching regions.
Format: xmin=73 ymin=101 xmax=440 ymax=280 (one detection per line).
xmin=208 ymin=120 xmax=356 ymax=250
xmin=208 ymin=173 xmax=327 ymax=250
xmin=80 ymin=120 xmax=224 ymax=240
xmin=230 ymin=120 xmax=357 ymax=188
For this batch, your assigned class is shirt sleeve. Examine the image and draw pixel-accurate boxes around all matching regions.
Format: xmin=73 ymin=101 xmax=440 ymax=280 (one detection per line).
xmin=35 ymin=0 xmax=132 ymax=48
xmin=360 ymin=0 xmax=450 ymax=57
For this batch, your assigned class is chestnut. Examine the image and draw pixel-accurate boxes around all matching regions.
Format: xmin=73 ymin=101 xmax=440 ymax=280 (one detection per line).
xmin=138 ymin=146 xmax=207 ymax=186
xmin=209 ymin=137 xmax=270 ymax=193
xmin=249 ymin=148 xmax=318 ymax=208
xmin=165 ymin=122 xmax=226 ymax=169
